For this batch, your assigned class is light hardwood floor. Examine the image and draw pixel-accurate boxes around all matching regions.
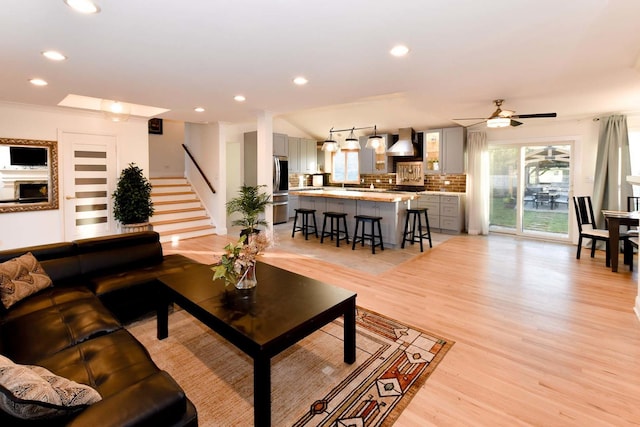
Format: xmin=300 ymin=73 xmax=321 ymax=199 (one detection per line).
xmin=163 ymin=232 xmax=640 ymax=426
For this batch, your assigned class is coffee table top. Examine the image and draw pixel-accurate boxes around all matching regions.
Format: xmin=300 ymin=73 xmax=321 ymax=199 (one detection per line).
xmin=159 ymin=262 xmax=356 ymax=355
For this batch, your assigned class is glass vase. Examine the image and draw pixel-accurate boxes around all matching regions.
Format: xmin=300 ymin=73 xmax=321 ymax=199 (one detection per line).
xmin=235 ymin=264 xmax=257 ymax=290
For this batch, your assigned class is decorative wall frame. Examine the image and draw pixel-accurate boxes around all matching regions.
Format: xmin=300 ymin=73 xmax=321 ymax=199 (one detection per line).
xmin=0 ymin=138 xmax=59 ymax=213
xmin=148 ymin=118 xmax=163 ymax=135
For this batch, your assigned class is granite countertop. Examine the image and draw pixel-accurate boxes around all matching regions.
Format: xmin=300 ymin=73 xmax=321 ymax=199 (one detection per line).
xmin=291 ymin=188 xmax=415 ymax=202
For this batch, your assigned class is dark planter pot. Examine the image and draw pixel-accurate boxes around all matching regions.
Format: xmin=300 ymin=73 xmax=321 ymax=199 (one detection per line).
xmin=240 ymin=228 xmax=261 ymax=240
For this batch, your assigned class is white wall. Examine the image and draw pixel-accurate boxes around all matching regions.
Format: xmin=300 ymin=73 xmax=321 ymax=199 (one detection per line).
xmin=149 ymin=119 xmax=185 ymax=177
xmin=0 ymin=101 xmax=149 ymax=249
xmin=184 ymin=122 xmax=227 ymax=235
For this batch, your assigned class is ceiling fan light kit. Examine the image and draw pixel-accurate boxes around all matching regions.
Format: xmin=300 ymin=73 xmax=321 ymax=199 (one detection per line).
xmin=455 ymin=99 xmax=557 ymax=128
xmin=486 ymin=117 xmax=511 ymax=128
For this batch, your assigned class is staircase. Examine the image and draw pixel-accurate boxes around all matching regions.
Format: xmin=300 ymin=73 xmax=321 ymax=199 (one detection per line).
xmin=150 ymin=177 xmax=216 ymax=243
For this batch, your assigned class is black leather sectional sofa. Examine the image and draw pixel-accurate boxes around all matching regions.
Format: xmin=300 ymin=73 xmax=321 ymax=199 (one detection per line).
xmin=0 ymin=231 xmax=202 ymax=426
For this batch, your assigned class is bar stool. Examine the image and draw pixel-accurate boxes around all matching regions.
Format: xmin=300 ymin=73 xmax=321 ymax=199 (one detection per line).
xmin=401 ymin=208 xmax=432 ymax=252
xmin=291 ymin=208 xmax=318 ymax=240
xmin=320 ymin=212 xmax=350 ymax=247
xmin=352 ymin=215 xmax=384 ymax=254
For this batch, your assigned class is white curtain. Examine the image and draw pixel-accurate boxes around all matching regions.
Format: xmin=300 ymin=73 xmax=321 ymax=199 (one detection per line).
xmin=592 ymin=115 xmax=632 ymax=227
xmin=466 ymin=131 xmax=489 ymax=235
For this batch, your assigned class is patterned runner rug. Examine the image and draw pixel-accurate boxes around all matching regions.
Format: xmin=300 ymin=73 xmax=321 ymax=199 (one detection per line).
xmin=128 ymin=307 xmax=453 ymax=426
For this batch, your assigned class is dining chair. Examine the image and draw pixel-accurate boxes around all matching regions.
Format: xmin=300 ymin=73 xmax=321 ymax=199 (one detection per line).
xmin=573 ymin=196 xmax=611 ymax=266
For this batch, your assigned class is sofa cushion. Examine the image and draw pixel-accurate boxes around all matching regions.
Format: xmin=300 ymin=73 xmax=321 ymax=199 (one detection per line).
xmin=1 ymin=296 xmax=121 ymax=364
xmin=0 ymin=253 xmax=52 ymax=309
xmin=31 ymin=329 xmax=159 ymax=399
xmin=0 ymin=286 xmax=96 ymax=323
xmin=0 ymin=354 xmax=101 ymax=420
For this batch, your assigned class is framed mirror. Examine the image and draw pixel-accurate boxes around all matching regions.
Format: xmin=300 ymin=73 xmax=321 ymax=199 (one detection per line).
xmin=0 ymin=138 xmax=59 ymax=213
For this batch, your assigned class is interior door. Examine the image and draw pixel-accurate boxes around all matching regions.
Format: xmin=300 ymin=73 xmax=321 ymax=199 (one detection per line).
xmin=62 ymin=132 xmax=117 ymax=240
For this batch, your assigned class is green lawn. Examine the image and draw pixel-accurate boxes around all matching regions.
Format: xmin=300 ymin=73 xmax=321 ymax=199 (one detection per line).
xmin=490 ymin=197 xmax=568 ymax=234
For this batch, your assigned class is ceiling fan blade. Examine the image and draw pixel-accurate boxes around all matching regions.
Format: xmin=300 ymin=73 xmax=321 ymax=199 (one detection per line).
xmin=452 ymin=117 xmax=487 ymax=121
xmin=510 ymin=119 xmax=523 ymax=127
xmin=511 ymin=113 xmax=557 ymax=119
xmin=466 ymin=120 xmax=487 ymax=128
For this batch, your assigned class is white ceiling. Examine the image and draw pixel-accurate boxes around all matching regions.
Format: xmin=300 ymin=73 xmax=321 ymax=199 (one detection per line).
xmin=2 ymin=0 xmax=640 ymax=139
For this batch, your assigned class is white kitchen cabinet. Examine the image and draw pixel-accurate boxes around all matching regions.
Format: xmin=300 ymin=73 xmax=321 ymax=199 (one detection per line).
xmin=412 ymin=193 xmax=465 ymax=233
xmin=356 ymin=200 xmax=403 ymax=245
xmin=414 ymin=194 xmax=441 ymax=229
xmin=288 ymin=137 xmax=317 ymax=173
xmin=301 ymin=138 xmax=317 ymax=173
xmin=423 ymin=127 xmax=466 ymax=174
xmin=288 ymin=137 xmax=300 ymax=172
xmin=288 ymin=194 xmax=299 ymax=218
xmin=358 ymin=135 xmax=390 ymax=174
xmin=299 ymin=196 xmax=325 ymax=213
xmin=273 ymin=133 xmax=288 ymax=157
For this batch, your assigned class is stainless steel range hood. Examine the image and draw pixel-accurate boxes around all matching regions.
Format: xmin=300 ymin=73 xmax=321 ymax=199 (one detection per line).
xmin=386 ymin=127 xmax=416 ymax=156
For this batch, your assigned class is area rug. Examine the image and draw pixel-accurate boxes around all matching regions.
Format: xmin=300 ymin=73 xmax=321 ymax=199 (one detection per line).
xmin=127 ymin=307 xmax=453 ymax=426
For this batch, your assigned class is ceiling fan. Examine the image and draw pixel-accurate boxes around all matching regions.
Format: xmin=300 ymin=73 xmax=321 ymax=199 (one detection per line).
xmin=454 ymin=99 xmax=557 ymax=128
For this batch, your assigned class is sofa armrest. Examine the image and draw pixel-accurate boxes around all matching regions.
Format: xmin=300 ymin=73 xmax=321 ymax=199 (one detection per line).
xmin=67 ymin=371 xmax=188 ymax=427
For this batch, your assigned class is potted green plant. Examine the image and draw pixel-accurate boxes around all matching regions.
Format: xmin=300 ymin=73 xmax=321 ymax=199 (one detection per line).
xmin=112 ymin=163 xmax=154 ymax=233
xmin=226 ymin=184 xmax=272 ymax=237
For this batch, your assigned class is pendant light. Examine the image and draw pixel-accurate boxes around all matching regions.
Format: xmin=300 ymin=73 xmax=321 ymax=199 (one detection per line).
xmin=365 ymin=125 xmax=383 ymax=149
xmin=321 ymin=130 xmax=338 ymax=152
xmin=341 ymin=128 xmax=360 ymax=151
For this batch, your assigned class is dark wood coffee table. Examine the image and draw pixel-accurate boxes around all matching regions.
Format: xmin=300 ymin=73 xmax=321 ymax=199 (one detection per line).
xmin=157 ymin=262 xmax=357 ymax=427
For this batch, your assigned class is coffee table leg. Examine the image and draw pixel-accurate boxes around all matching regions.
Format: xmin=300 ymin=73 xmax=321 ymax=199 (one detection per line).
xmin=157 ymin=289 xmax=169 ymax=340
xmin=254 ymin=355 xmax=271 ymax=427
xmin=344 ymin=298 xmax=356 ymax=364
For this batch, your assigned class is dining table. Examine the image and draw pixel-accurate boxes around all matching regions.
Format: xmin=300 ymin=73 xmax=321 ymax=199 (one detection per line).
xmin=602 ymin=210 xmax=640 ymax=272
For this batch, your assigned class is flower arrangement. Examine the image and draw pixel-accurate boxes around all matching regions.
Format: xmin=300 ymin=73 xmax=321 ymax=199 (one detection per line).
xmin=212 ymin=232 xmax=271 ymax=286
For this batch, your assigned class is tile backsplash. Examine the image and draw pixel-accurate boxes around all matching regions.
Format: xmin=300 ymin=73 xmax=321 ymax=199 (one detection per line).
xmin=290 ymin=172 xmax=466 ymax=192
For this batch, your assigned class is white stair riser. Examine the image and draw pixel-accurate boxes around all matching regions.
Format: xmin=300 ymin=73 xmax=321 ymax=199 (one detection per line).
xmin=153 ymin=210 xmax=207 ymax=222
xmin=152 ymin=193 xmax=198 ymax=203
xmin=159 ymin=228 xmax=216 ymax=243
xmin=152 ymin=218 xmax=212 ymax=233
xmin=154 ymin=201 xmax=202 ymax=211
xmin=152 ymin=185 xmax=192 ymax=194
xmin=151 ymin=178 xmax=188 ymax=186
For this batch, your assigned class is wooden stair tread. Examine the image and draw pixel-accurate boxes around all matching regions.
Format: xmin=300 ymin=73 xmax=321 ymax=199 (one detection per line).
xmin=151 ymin=191 xmax=195 ymax=197
xmin=154 ymin=199 xmax=200 ymax=205
xmin=154 ymin=207 xmax=204 ymax=215
xmin=151 ymin=216 xmax=209 ymax=226
xmin=152 ymin=184 xmax=191 ymax=188
xmin=157 ymin=225 xmax=215 ymax=235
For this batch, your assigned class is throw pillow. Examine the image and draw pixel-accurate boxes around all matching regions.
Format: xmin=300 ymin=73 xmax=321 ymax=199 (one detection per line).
xmin=0 ymin=354 xmax=102 ymax=420
xmin=0 ymin=252 xmax=52 ymax=309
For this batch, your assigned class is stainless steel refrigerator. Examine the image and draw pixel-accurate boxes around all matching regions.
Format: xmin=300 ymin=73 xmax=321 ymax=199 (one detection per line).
xmin=273 ymin=156 xmax=289 ymax=224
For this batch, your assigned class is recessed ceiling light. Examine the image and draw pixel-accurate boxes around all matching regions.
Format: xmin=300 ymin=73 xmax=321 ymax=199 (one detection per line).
xmin=234 ymin=95 xmax=246 ymax=102
xmin=29 ymin=78 xmax=48 ymax=86
xmin=390 ymin=45 xmax=410 ymax=57
xmin=64 ymin=0 xmax=100 ymax=14
xmin=293 ymin=76 xmax=308 ymax=85
xmin=42 ymin=50 xmax=67 ymax=61
xmin=194 ymin=107 xmax=205 ymax=112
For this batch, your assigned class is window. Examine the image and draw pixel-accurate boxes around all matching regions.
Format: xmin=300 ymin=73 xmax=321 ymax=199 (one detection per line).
xmin=332 ymin=151 xmax=360 ymax=183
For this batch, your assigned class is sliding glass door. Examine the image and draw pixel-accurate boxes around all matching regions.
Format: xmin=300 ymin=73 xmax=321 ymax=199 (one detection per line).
xmin=489 ymin=143 xmax=572 ymax=239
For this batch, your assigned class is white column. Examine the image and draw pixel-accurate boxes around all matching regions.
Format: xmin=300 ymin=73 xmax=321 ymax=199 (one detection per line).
xmin=256 ymin=112 xmax=274 ymax=233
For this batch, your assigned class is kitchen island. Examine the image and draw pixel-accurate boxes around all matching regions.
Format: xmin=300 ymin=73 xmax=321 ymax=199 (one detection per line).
xmin=291 ymin=189 xmax=415 ymax=247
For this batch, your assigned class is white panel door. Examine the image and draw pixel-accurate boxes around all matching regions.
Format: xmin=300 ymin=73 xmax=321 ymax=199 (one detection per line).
xmin=62 ymin=132 xmax=117 ymax=240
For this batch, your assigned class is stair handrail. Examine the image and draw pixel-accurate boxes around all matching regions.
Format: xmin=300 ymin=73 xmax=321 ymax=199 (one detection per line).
xmin=182 ymin=144 xmax=216 ymax=194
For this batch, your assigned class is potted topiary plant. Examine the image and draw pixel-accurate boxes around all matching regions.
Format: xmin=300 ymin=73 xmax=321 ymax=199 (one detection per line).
xmin=226 ymin=184 xmax=272 ymax=237
xmin=112 ymin=163 xmax=154 ymax=233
